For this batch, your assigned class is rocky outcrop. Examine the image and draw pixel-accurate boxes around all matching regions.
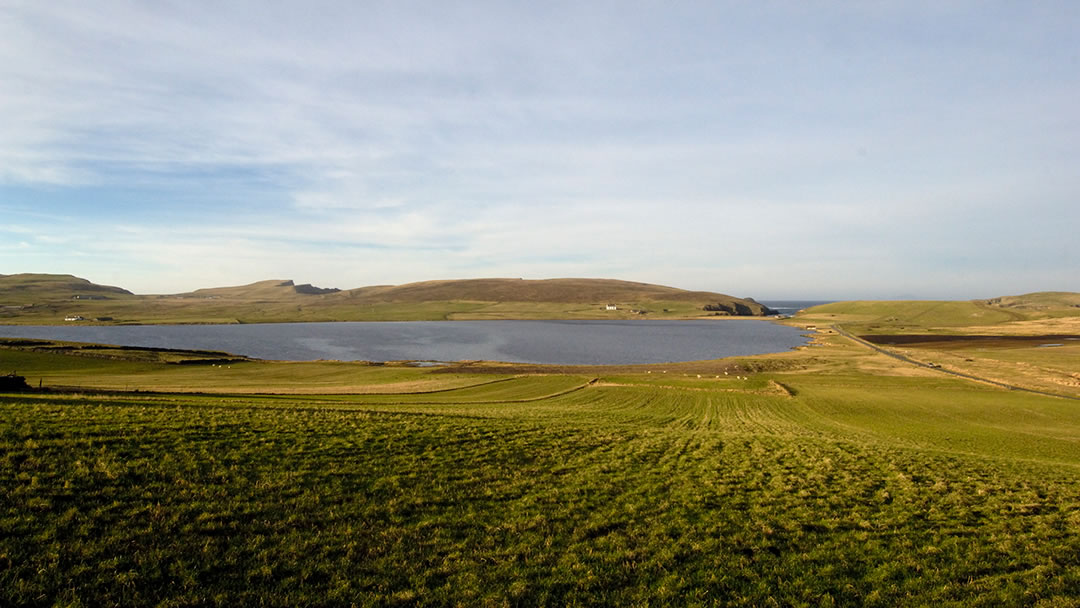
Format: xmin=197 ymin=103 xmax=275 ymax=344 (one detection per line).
xmin=703 ymin=299 xmax=778 ymax=316
xmin=744 ymin=298 xmax=779 ymax=316
xmin=293 ymin=283 xmax=341 ymax=295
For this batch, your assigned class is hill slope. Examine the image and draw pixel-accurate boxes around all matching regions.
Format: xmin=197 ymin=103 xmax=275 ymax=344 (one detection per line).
xmin=0 ymin=274 xmax=774 ymax=324
xmin=341 ymin=278 xmax=773 ymax=313
xmin=984 ymin=291 xmax=1080 ymax=313
xmin=182 ymin=280 xmax=341 ymax=299
xmin=793 ymin=291 xmax=1080 ymax=335
xmin=0 ymin=274 xmax=133 ymax=304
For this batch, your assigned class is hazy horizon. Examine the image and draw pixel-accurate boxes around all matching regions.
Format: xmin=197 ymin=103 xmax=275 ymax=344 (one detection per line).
xmin=2 ymin=2 xmax=1077 ymax=300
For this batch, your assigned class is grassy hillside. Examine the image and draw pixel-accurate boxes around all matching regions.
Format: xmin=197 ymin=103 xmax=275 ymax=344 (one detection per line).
xmin=985 ymin=291 xmax=1080 ymax=315
xmin=789 ymin=294 xmax=1080 ymax=399
xmin=0 ymin=274 xmax=774 ymax=324
xmin=0 ymin=273 xmax=133 ymax=305
xmin=183 ymin=279 xmax=342 ymax=299
xmin=3 ymin=327 xmax=1080 ymax=605
xmin=795 ymin=292 xmax=1080 ymax=335
xmin=343 ymin=277 xmax=759 ymax=305
xmin=794 ymin=300 xmax=1019 ymax=332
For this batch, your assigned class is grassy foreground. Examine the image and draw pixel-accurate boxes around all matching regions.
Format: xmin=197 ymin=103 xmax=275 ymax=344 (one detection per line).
xmin=3 ymin=304 xmax=1080 ymax=606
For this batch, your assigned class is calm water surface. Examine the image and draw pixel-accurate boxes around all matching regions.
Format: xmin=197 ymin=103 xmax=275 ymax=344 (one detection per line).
xmin=0 ymin=320 xmax=809 ymax=365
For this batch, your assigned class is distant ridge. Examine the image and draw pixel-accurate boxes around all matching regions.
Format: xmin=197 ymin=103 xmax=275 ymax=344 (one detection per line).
xmin=0 ymin=273 xmax=781 ymax=323
xmin=984 ymin=292 xmax=1080 ymax=311
xmin=0 ymin=273 xmax=133 ymax=300
xmin=175 ymin=277 xmax=775 ymax=315
xmin=183 ymin=279 xmax=341 ymax=298
xmin=341 ymin=277 xmax=774 ymax=312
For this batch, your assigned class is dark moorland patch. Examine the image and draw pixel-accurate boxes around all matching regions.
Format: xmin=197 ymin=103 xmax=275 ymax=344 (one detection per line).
xmin=860 ymin=334 xmax=1080 ymax=349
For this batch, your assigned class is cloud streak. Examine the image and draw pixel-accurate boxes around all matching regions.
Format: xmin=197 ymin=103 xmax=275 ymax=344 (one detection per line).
xmin=0 ymin=1 xmax=1077 ymax=298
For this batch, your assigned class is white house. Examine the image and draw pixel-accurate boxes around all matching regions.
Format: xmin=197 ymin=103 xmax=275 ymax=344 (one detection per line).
xmin=605 ymin=304 xmax=617 ymax=311
xmin=64 ymin=315 xmax=84 ymax=322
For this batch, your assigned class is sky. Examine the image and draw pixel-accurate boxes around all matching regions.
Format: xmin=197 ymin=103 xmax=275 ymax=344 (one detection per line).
xmin=1 ymin=1 xmax=1077 ymax=299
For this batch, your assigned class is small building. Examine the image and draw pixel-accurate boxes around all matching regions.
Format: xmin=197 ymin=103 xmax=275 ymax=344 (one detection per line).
xmin=605 ymin=304 xmax=618 ymax=311
xmin=64 ymin=315 xmax=84 ymax=322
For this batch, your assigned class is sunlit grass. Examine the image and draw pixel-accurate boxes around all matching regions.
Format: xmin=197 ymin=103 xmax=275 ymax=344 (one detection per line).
xmin=4 ymin=357 xmax=1080 ymax=605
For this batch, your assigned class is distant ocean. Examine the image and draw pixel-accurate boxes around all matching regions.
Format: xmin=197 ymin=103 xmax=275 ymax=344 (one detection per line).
xmin=760 ymin=301 xmax=836 ymax=315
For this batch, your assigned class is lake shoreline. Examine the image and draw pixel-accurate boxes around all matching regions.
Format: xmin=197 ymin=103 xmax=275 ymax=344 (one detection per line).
xmin=0 ymin=319 xmax=810 ymax=366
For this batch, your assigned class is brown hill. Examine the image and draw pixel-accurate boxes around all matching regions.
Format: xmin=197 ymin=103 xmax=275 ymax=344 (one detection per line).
xmin=0 ymin=274 xmax=133 ymax=303
xmin=338 ymin=278 xmax=775 ymax=315
xmin=0 ymin=274 xmax=776 ymax=322
xmin=182 ymin=279 xmax=340 ymax=299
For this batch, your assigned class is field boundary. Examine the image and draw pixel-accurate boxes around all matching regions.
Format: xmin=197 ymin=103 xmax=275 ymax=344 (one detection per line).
xmin=18 ymin=376 xmax=599 ymax=405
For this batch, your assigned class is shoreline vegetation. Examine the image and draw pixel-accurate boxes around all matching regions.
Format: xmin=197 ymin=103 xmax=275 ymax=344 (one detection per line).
xmin=2 ymin=282 xmax=1080 ymax=605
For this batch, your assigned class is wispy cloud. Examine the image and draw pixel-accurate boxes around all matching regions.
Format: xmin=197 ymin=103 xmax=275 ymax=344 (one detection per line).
xmin=0 ymin=1 xmax=1076 ymax=297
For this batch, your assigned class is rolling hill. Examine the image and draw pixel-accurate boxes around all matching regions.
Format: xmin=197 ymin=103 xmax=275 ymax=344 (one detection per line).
xmin=984 ymin=291 xmax=1080 ymax=313
xmin=0 ymin=274 xmax=776 ymax=324
xmin=0 ymin=274 xmax=133 ymax=303
xmin=794 ymin=291 xmax=1080 ymax=336
xmin=182 ymin=279 xmax=341 ymax=299
xmin=340 ymin=278 xmax=775 ymax=314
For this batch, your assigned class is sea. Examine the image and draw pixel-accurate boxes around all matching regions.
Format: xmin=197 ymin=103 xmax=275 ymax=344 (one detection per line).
xmin=760 ymin=301 xmax=836 ymax=316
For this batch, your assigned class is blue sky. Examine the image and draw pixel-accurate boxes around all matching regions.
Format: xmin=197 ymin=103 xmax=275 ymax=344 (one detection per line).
xmin=1 ymin=1 xmax=1077 ymax=299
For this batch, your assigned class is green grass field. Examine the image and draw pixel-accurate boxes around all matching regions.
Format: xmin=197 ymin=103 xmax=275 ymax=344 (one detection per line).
xmin=795 ymin=293 xmax=1080 ymax=336
xmin=789 ymin=296 xmax=1080 ymax=400
xmin=4 ymin=331 xmax=1080 ymax=606
xmin=796 ymin=300 xmax=1021 ymax=333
